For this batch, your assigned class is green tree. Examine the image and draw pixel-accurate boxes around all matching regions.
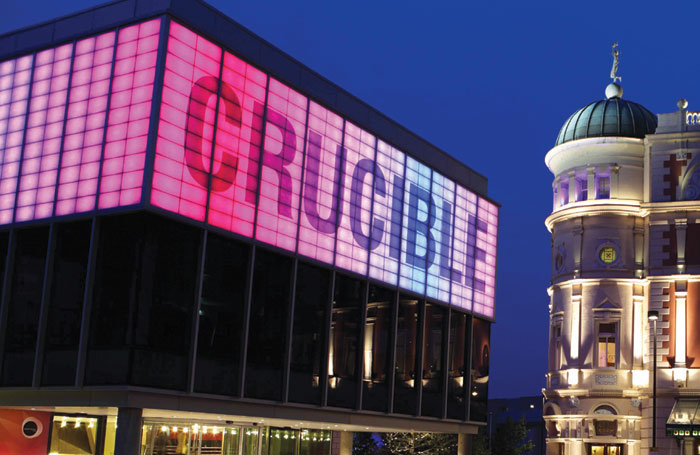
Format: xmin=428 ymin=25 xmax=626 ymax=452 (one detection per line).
xmin=471 ymin=427 xmax=490 ymax=455
xmin=491 ymin=416 xmax=534 ymax=455
xmin=353 ymin=432 xmax=381 ymax=455
xmin=380 ymin=432 xmax=457 ymax=455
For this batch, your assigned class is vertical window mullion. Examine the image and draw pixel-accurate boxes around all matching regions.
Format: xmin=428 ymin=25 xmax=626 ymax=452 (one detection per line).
xmin=187 ymin=229 xmax=207 ymax=393
xmin=32 ymin=223 xmax=56 ymax=387
xmin=74 ymin=217 xmax=99 ymax=387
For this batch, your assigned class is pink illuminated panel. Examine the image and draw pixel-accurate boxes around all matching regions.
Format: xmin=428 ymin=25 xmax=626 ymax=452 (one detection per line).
xmin=206 ymin=51 xmax=267 ymax=237
xmin=335 ymin=122 xmax=375 ymax=275
xmin=426 ymin=171 xmax=455 ymax=302
xmin=55 ymin=31 xmax=115 ymax=215
xmin=473 ymin=198 xmax=498 ymax=317
xmin=15 ymin=45 xmax=72 ymax=221
xmin=450 ymin=185 xmax=477 ymax=311
xmin=100 ymin=19 xmax=160 ymax=209
xmin=368 ymin=140 xmax=405 ymax=285
xmin=151 ymin=21 xmax=222 ymax=221
xmin=254 ymin=78 xmax=306 ymax=251
xmin=0 ymin=55 xmax=33 ymax=224
xmin=297 ymin=101 xmax=343 ymax=264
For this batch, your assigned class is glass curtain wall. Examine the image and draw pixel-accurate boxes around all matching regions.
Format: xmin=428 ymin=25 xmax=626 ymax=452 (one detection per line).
xmin=246 ymin=248 xmax=292 ymax=400
xmin=289 ymin=262 xmax=330 ymax=405
xmin=421 ymin=303 xmax=446 ymax=417
xmin=393 ymin=296 xmax=419 ymax=415
xmin=361 ymin=284 xmax=394 ymax=412
xmin=328 ymin=273 xmax=364 ymax=408
xmin=2 ymin=226 xmax=49 ymax=386
xmin=194 ymin=233 xmax=249 ymax=396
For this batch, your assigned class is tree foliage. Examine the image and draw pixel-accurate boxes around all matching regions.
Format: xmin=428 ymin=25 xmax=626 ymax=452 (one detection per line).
xmin=353 ymin=432 xmax=381 ymax=455
xmin=490 ymin=416 xmax=534 ymax=455
xmin=380 ymin=432 xmax=457 ymax=455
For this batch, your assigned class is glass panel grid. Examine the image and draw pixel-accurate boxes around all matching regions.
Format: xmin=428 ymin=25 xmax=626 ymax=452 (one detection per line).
xmin=55 ymin=31 xmax=115 ymax=216
xmin=99 ymin=19 xmax=160 ymax=209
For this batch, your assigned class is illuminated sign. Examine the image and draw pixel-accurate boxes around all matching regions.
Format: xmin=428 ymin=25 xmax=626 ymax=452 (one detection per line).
xmin=0 ymin=19 xmax=497 ymax=318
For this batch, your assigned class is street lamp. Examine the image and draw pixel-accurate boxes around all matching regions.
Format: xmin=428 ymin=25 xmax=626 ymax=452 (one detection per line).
xmin=648 ymin=310 xmax=659 ymax=454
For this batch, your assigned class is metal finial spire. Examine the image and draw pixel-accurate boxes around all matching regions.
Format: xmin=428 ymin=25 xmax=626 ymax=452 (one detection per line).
xmin=610 ymin=43 xmax=621 ymax=83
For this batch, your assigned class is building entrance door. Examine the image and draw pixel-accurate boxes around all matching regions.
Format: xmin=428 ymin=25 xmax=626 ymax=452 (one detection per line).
xmin=141 ymin=422 xmax=258 ymax=455
xmin=589 ymin=444 xmax=623 ymax=455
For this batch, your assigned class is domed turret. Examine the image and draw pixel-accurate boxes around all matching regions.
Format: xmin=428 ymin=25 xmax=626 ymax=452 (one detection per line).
xmin=555 ymin=93 xmax=657 ymax=146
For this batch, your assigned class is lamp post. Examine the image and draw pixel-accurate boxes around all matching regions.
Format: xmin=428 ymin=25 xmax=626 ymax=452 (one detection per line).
xmin=648 ymin=310 xmax=659 ymax=454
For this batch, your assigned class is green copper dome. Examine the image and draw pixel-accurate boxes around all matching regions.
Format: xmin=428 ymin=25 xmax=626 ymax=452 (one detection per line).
xmin=555 ymin=97 xmax=657 ymax=146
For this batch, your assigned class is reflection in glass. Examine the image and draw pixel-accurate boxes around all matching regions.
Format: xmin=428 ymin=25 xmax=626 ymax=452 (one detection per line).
xmin=421 ymin=303 xmax=445 ymax=417
xmin=2 ymin=227 xmax=49 ymax=386
xmin=289 ymin=262 xmax=330 ymax=405
xmin=328 ymin=274 xmax=364 ymax=408
xmin=362 ymin=284 xmax=394 ymax=412
xmin=394 ymin=296 xmax=419 ymax=415
xmin=246 ymin=248 xmax=291 ymax=400
xmin=470 ymin=317 xmax=490 ymax=422
xmin=43 ymin=221 xmax=91 ymax=386
xmin=195 ymin=233 xmax=249 ymax=396
xmin=447 ymin=312 xmax=469 ymax=420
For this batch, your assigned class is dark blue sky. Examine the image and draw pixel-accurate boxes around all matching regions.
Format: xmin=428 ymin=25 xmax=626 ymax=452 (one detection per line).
xmin=4 ymin=0 xmax=700 ymax=399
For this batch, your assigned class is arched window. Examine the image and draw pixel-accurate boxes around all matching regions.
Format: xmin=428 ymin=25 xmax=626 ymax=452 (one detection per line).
xmin=593 ymin=404 xmax=617 ymax=415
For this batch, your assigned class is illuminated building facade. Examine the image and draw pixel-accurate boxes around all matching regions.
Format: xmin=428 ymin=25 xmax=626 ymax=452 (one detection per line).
xmin=543 ymin=82 xmax=700 ymax=455
xmin=0 ymin=0 xmax=498 ymax=454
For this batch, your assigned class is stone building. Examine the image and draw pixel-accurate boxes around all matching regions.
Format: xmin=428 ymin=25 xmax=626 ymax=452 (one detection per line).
xmin=543 ymin=80 xmax=700 ymax=455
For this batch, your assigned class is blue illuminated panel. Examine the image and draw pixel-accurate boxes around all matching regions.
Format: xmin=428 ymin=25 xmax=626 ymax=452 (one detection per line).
xmin=426 ymin=171 xmax=455 ymax=302
xmin=399 ymin=156 xmax=431 ymax=295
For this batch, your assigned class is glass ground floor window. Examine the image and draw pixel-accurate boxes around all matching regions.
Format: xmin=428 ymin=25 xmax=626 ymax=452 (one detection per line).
xmin=48 ymin=414 xmax=117 ymax=455
xmin=140 ymin=423 xmax=331 ymax=455
xmin=588 ymin=444 xmax=623 ymax=455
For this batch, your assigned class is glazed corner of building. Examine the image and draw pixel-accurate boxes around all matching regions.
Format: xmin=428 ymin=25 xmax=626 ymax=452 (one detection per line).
xmin=0 ymin=0 xmax=499 ymax=452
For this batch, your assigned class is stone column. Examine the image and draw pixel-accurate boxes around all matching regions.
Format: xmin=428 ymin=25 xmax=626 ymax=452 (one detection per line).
xmin=457 ymin=433 xmax=471 ymax=455
xmin=114 ymin=407 xmax=143 ymax=455
xmin=338 ymin=431 xmax=352 ymax=455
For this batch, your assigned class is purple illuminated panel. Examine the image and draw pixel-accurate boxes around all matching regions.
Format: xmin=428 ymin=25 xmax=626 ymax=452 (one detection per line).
xmin=368 ymin=140 xmax=405 ymax=285
xmin=335 ymin=122 xmax=375 ymax=275
xmin=474 ymin=198 xmax=498 ymax=317
xmin=15 ymin=45 xmax=71 ymax=222
xmin=0 ymin=55 xmax=33 ymax=224
xmin=297 ymin=101 xmax=343 ymax=264
xmin=450 ymin=185 xmax=477 ymax=311
xmin=254 ymin=78 xmax=306 ymax=252
xmin=426 ymin=171 xmax=455 ymax=302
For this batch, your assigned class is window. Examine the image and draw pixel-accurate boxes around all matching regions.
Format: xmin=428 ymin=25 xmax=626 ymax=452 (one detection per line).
xmin=289 ymin=262 xmax=330 ymax=405
xmin=194 ymin=233 xmax=250 ymax=396
xmin=2 ymin=227 xmax=49 ymax=386
xmin=362 ymin=284 xmax=394 ymax=413
xmin=447 ymin=312 xmax=469 ymax=420
xmin=576 ymin=177 xmax=588 ymax=202
xmin=597 ymin=323 xmax=617 ymax=368
xmin=328 ymin=274 xmax=364 ymax=408
xmin=553 ymin=324 xmax=563 ymax=370
xmin=246 ymin=248 xmax=292 ymax=401
xmin=421 ymin=303 xmax=446 ymax=418
xmin=560 ymin=180 xmax=569 ymax=207
xmin=597 ymin=176 xmax=610 ymax=199
xmin=43 ymin=221 xmax=91 ymax=386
